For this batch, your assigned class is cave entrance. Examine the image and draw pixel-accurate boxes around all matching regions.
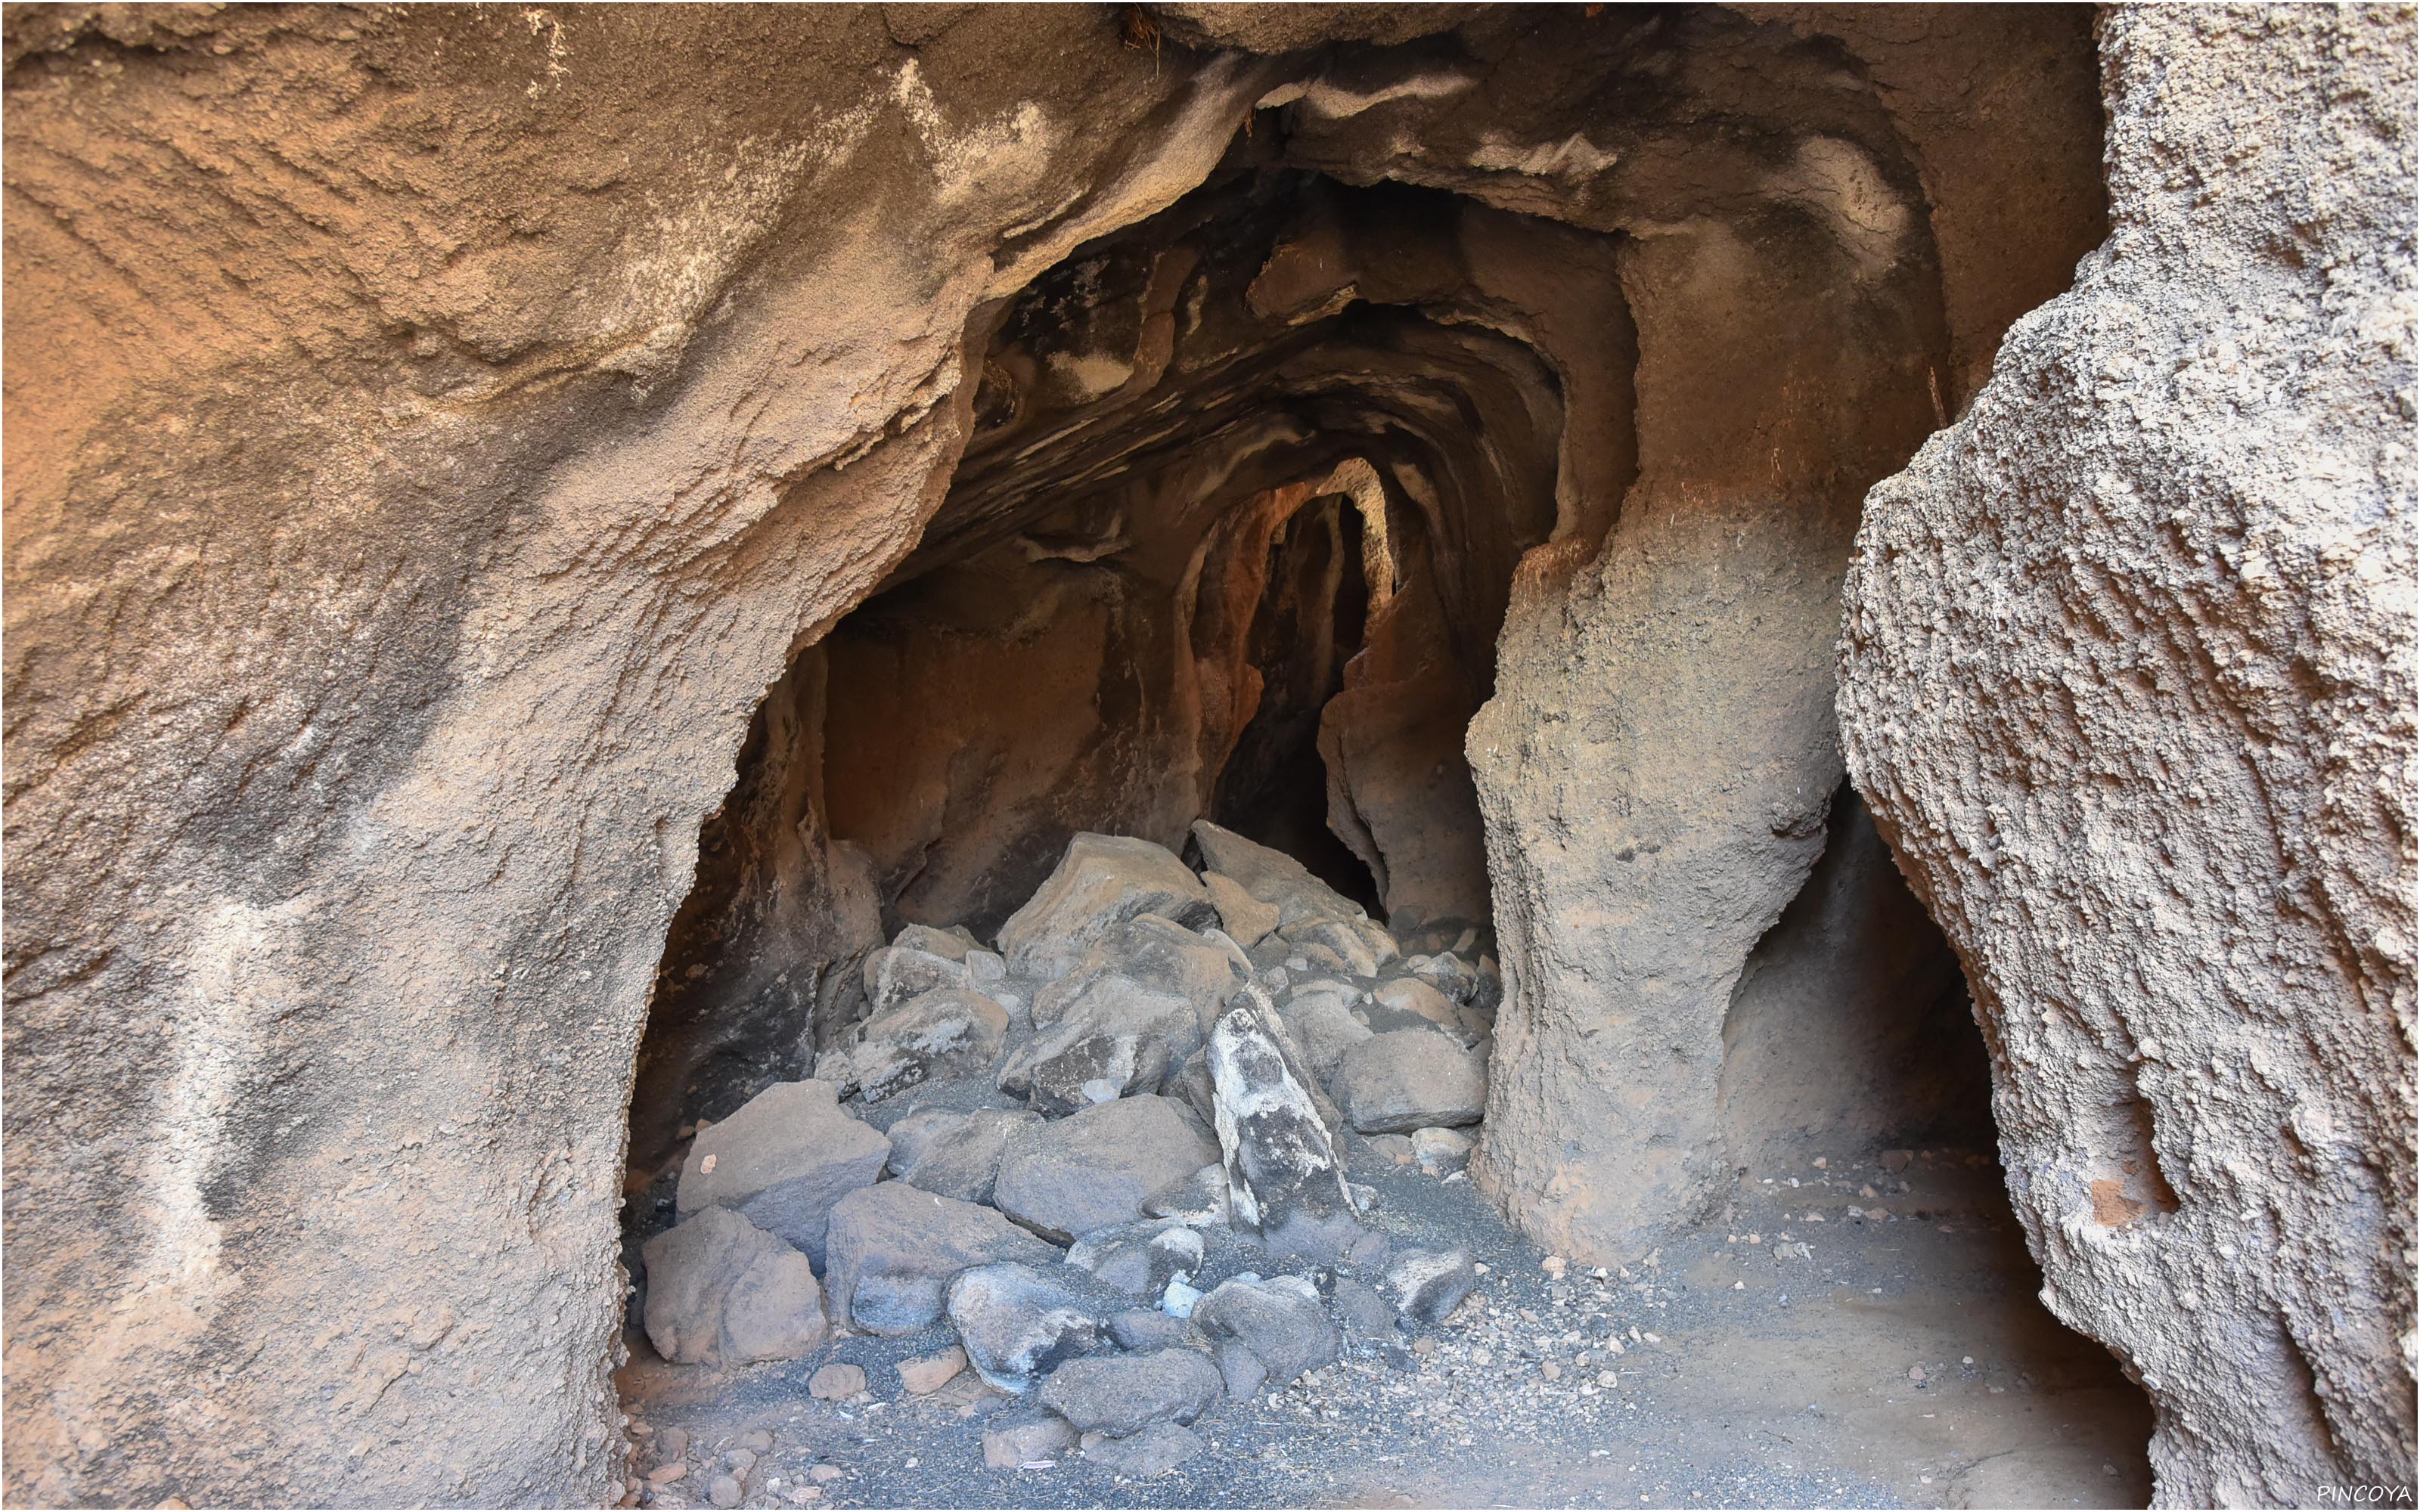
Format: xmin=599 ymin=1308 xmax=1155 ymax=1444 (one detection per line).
xmin=1205 ymin=485 xmax=1378 ymax=912
xmin=608 ymin=118 xmax=2149 ymax=1507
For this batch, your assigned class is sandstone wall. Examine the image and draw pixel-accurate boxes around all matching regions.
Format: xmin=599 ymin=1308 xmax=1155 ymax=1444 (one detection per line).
xmin=1836 ymin=5 xmax=2417 ymax=1499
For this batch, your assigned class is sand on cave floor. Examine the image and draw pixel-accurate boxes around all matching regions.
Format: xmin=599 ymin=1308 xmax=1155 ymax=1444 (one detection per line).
xmin=616 ymin=1141 xmax=2154 ymax=1511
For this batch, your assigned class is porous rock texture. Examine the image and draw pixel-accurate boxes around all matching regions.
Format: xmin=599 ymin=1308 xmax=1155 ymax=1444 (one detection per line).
xmin=1836 ymin=6 xmax=2417 ymax=1500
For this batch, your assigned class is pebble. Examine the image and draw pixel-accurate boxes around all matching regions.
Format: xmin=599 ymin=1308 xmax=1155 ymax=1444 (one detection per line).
xmin=809 ymin=1363 xmax=867 ymax=1401
xmin=662 ymin=1428 xmax=690 ymax=1459
xmin=727 ymin=1448 xmax=756 ymax=1473
xmin=709 ymin=1473 xmax=743 ymax=1507
xmin=1412 ymin=1337 xmax=1437 ymax=1356
xmin=647 ymin=1464 xmax=688 ymax=1486
xmin=808 ymin=1465 xmax=845 ymax=1484
xmin=1540 ymin=1256 xmax=1567 ymax=1278
xmin=1540 ymin=1362 xmax=1562 ymax=1380
xmin=1908 ymin=1365 xmax=1928 ymax=1383
xmin=898 ymin=1346 xmax=967 ymax=1396
xmin=743 ymin=1430 xmax=774 ymax=1452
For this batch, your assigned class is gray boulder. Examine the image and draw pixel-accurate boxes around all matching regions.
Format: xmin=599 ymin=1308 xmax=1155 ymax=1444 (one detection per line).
xmin=1064 ymin=1219 xmax=1205 ymax=1300
xmin=1274 ymin=981 xmax=1372 ymax=1083
xmin=1372 ymin=976 xmax=1474 ymax=1042
xmin=1407 ymin=950 xmax=1478 ymax=1004
xmin=992 ymin=1095 xmax=1220 ymax=1242
xmin=1142 ymin=1163 xmax=1231 ymax=1227
xmin=1190 ymin=1275 xmax=1338 ymax=1387
xmin=945 ymin=1262 xmax=1118 ymax=1393
xmin=1202 ymin=871 xmax=1279 ymax=947
xmin=1107 ymin=1307 xmax=1193 ymax=1350
xmin=822 ymin=1181 xmax=1062 ymax=1336
xmin=1164 ymin=1046 xmax=1218 ymax=1128
xmin=888 ymin=1106 xmax=1039 ymax=1204
xmin=861 ymin=943 xmax=975 ymax=1013
xmin=1382 ymin=1245 xmax=1478 ymax=1325
xmin=1083 ymin=1421 xmax=1204 ymax=1477
xmin=1038 ymin=1349 xmax=1223 ymax=1436
xmin=1190 ymin=820 xmax=1367 ymax=928
xmin=1279 ymin=917 xmax=1383 ymax=977
xmin=1015 ymin=1021 xmax=1175 ymax=1117
xmin=1214 ymin=1340 xmax=1266 ymax=1401
xmin=892 ymin=922 xmax=980 ymax=961
xmin=1410 ymin=1125 xmax=1475 ymax=1176
xmin=1012 ymin=917 xmax=1245 ymax=1114
xmin=997 ymin=833 xmax=1217 ymax=981
xmin=1324 ymin=1273 xmax=1398 ymax=1341
xmin=845 ymin=989 xmax=1009 ymax=1104
xmin=641 ymin=1207 xmax=828 ymax=1368
xmin=676 ymin=1080 xmax=889 ymax=1266
xmin=982 ymin=1408 xmax=1078 ymax=1470
xmin=1333 ymin=1028 xmax=1488 ymax=1134
xmin=1033 ymin=915 xmax=1239 ymax=1036
xmin=1206 ymin=989 xmax=1360 ymax=1261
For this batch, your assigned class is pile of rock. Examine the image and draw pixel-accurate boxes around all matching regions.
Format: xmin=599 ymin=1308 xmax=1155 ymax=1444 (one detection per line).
xmin=637 ymin=822 xmax=1497 ymax=1476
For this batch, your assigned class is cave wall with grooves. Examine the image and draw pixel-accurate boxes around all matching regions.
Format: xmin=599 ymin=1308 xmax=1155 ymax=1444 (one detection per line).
xmin=4 ymin=3 xmax=2405 ymax=1505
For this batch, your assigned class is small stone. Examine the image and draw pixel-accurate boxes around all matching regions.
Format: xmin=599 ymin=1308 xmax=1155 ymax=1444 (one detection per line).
xmin=709 ymin=1474 xmax=743 ymax=1507
xmin=898 ymin=1345 xmax=967 ymax=1395
xmin=1083 ymin=1421 xmax=1205 ymax=1477
xmin=727 ymin=1448 xmax=756 ymax=1473
xmin=661 ymin=1427 xmax=689 ymax=1459
xmin=1540 ymin=1361 xmax=1562 ymax=1380
xmin=1410 ymin=1126 xmax=1474 ymax=1176
xmin=1907 ymin=1364 xmax=1927 ymax=1383
xmin=983 ymin=1408 xmax=1080 ymax=1470
xmin=1881 ymin=1149 xmax=1914 ymax=1173
xmin=1540 ymin=1254 xmax=1568 ymax=1277
xmin=1412 ymin=1337 xmax=1438 ymax=1357
xmin=809 ymin=1362 xmax=867 ymax=1400
xmin=743 ymin=1430 xmax=774 ymax=1453
xmin=647 ymin=1464 xmax=689 ymax=1486
xmin=1382 ymin=1246 xmax=1479 ymax=1324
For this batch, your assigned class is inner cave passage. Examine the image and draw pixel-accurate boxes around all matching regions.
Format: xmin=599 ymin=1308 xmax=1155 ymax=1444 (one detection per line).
xmin=611 ymin=153 xmax=2152 ymax=1505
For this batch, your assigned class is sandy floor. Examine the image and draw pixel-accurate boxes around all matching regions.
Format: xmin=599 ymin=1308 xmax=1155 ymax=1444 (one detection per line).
xmin=617 ymin=1134 xmax=2152 ymax=1510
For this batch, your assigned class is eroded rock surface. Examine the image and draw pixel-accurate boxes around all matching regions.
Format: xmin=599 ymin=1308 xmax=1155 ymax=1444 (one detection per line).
xmin=1835 ymin=7 xmax=2417 ymax=1498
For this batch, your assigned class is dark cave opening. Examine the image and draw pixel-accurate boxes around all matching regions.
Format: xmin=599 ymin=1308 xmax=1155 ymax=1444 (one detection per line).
xmin=1204 ymin=493 xmax=1379 ymax=914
